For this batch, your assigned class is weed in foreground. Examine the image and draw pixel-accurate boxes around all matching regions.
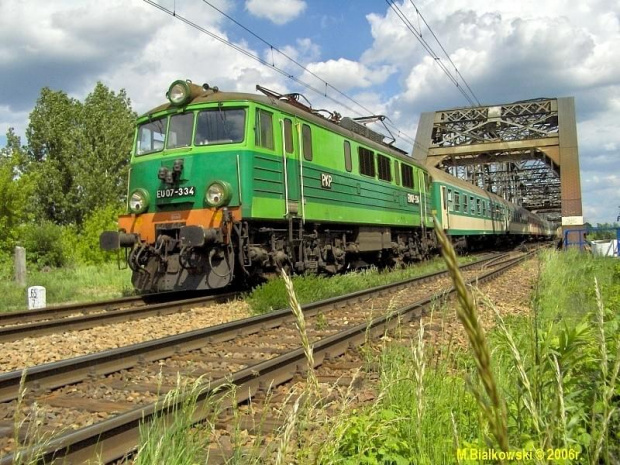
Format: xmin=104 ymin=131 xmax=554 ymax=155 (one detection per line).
xmin=432 ymin=216 xmax=509 ymax=451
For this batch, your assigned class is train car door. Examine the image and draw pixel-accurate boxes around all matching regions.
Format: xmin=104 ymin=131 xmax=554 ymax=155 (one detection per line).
xmin=280 ymin=116 xmax=301 ymax=217
xmin=440 ymin=186 xmax=450 ymax=230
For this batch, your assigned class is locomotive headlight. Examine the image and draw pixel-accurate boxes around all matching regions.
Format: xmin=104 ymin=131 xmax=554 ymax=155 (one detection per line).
xmin=128 ymin=189 xmax=150 ymax=214
xmin=167 ymin=80 xmax=190 ymax=106
xmin=205 ymin=182 xmax=231 ymax=207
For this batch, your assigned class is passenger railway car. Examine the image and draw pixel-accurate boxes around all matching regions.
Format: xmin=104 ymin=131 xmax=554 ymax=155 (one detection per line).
xmin=430 ymin=168 xmax=555 ymax=248
xmin=100 ymin=80 xmax=553 ymax=293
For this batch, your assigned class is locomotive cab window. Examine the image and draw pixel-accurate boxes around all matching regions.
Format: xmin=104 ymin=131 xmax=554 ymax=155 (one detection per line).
xmin=195 ymin=108 xmax=246 ymax=146
xmin=401 ymin=164 xmax=414 ymax=188
xmin=167 ymin=113 xmax=194 ymax=149
xmin=137 ymin=118 xmax=167 ymax=155
xmin=359 ymin=147 xmax=375 ymax=177
xmin=255 ymin=108 xmax=274 ymax=150
xmin=302 ymin=124 xmax=313 ymax=161
xmin=344 ymin=140 xmax=352 ymax=172
xmin=377 ymin=154 xmax=391 ymax=182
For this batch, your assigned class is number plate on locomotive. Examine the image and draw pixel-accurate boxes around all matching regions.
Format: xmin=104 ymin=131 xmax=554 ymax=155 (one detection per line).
xmin=156 ymin=186 xmax=196 ymax=199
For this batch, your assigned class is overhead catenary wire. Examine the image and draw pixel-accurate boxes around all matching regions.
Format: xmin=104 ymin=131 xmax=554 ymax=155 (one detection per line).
xmin=408 ymin=0 xmax=481 ymax=106
xmin=144 ymin=0 xmax=421 ymax=151
xmin=386 ymin=0 xmax=481 ymax=107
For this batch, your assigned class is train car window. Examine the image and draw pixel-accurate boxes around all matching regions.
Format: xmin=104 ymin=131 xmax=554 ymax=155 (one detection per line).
xmin=137 ymin=117 xmax=167 ymax=155
xmin=255 ymin=109 xmax=274 ymax=150
xmin=195 ymin=108 xmax=246 ymax=146
xmin=377 ymin=154 xmax=391 ymax=181
xmin=476 ymin=198 xmax=481 ymax=215
xmin=393 ymin=160 xmax=400 ymax=185
xmin=167 ymin=113 xmax=194 ymax=149
xmin=401 ymin=164 xmax=414 ymax=188
xmin=359 ymin=147 xmax=375 ymax=177
xmin=470 ymin=196 xmax=475 ymax=214
xmin=302 ymin=124 xmax=313 ymax=161
xmin=344 ymin=140 xmax=352 ymax=172
xmin=447 ymin=189 xmax=453 ymax=211
xmin=454 ymin=192 xmax=460 ymax=212
xmin=284 ymin=119 xmax=294 ymax=153
xmin=463 ymin=195 xmax=468 ymax=213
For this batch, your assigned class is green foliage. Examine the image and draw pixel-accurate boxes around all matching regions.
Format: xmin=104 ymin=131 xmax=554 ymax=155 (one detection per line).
xmin=18 ymin=221 xmax=71 ymax=268
xmin=319 ymin=408 xmax=412 ymax=465
xmin=492 ymin=250 xmax=620 ymax=463
xmin=75 ymin=204 xmax=124 ymax=265
xmin=317 ymin=343 xmax=480 ymax=464
xmin=247 ymin=257 xmax=470 ymax=314
xmin=0 ymin=129 xmax=35 ymax=255
xmin=585 ymin=223 xmax=620 ymax=241
xmin=135 ymin=377 xmax=218 ymax=465
xmin=0 ymin=262 xmax=132 ymax=312
xmin=24 ymin=82 xmax=135 ymax=226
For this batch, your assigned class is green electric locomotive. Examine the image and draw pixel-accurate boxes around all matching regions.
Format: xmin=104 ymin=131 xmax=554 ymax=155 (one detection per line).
xmin=100 ymin=79 xmax=552 ymax=293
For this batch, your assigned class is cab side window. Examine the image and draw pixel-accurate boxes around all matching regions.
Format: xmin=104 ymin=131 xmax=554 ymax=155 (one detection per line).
xmin=302 ymin=124 xmax=313 ymax=161
xmin=255 ymin=109 xmax=274 ymax=150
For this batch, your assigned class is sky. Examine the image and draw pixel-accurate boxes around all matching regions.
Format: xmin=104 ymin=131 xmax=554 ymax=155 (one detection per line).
xmin=0 ymin=0 xmax=619 ymax=224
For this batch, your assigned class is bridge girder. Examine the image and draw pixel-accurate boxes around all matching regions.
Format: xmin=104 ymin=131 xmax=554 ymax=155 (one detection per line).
xmin=413 ymin=98 xmax=582 ymax=227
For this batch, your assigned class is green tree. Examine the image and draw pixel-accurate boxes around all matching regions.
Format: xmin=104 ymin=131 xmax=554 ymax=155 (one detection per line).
xmin=0 ymin=129 xmax=35 ymax=256
xmin=26 ymin=88 xmax=82 ymax=224
xmin=75 ymin=83 xmax=135 ymax=215
xmin=25 ymin=82 xmax=135 ymax=226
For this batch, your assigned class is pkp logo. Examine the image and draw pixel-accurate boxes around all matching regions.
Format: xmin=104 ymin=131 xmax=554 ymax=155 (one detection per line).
xmin=321 ymin=173 xmax=333 ymax=189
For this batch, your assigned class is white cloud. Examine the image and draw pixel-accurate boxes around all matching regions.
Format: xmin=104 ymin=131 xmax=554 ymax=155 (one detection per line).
xmin=245 ymin=0 xmax=306 ymax=25
xmin=0 ymin=0 xmax=286 ymax=125
xmin=301 ymin=59 xmax=396 ymax=92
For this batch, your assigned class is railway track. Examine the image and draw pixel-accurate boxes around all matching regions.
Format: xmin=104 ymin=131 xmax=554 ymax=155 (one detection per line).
xmin=0 ymin=252 xmax=507 ymax=344
xmin=0 ymin=292 xmax=240 ymax=343
xmin=0 ymin=248 xmax=538 ymax=463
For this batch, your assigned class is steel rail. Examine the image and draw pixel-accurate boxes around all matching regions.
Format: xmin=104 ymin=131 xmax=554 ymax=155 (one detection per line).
xmin=0 ymin=288 xmax=237 ymax=327
xmin=0 ymin=252 xmax=509 ymax=403
xmin=0 ymin=250 xmax=534 ymax=464
xmin=0 ymin=292 xmax=239 ymax=344
xmin=0 ymin=295 xmax=145 ymax=326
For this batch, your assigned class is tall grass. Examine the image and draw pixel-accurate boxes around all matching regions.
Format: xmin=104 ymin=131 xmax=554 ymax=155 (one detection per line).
xmin=0 ymin=263 xmax=133 ymax=312
xmin=131 ymin=247 xmax=620 ymax=464
xmin=247 ymin=256 xmax=475 ymax=314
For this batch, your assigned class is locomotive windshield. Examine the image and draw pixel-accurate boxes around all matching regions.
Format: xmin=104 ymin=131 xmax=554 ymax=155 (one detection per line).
xmin=135 ymin=107 xmax=246 ymax=156
xmin=195 ymin=108 xmax=246 ymax=145
xmin=136 ymin=118 xmax=167 ymax=155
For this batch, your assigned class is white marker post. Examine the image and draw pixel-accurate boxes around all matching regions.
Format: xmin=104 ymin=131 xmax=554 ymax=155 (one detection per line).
xmin=28 ymin=286 xmax=46 ymax=310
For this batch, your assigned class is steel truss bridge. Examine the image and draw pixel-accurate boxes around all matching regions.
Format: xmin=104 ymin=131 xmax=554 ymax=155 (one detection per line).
xmin=413 ymin=98 xmax=582 ymax=228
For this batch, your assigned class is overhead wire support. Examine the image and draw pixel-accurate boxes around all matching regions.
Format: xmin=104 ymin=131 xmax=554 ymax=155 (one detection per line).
xmin=144 ymin=0 xmax=422 ymax=150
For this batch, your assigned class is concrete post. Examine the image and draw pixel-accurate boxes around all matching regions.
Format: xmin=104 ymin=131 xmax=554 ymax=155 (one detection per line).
xmin=14 ymin=246 xmax=26 ymax=287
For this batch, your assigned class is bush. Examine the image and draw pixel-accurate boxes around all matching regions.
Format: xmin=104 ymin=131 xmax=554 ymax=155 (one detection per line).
xmin=19 ymin=221 xmax=72 ymax=268
xmin=75 ymin=204 xmax=123 ymax=265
